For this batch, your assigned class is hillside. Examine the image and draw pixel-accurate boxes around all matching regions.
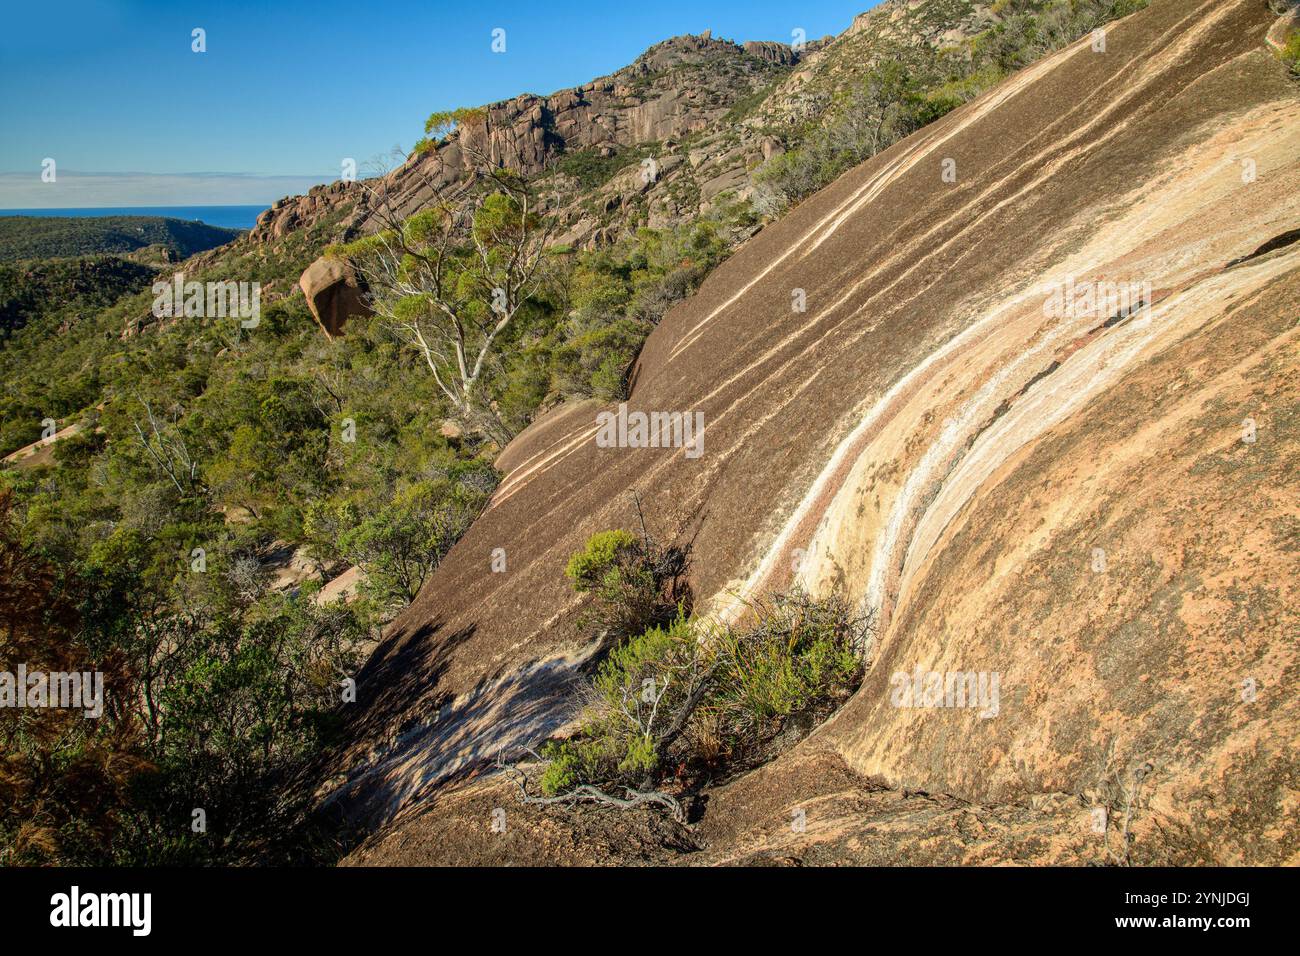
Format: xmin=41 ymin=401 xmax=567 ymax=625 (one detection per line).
xmin=0 ymin=214 xmax=241 ymax=263
xmin=0 ymin=255 xmax=159 ymax=338
xmin=326 ymin=0 xmax=1300 ymax=865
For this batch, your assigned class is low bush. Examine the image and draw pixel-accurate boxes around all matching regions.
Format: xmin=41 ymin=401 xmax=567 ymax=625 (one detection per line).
xmin=1283 ymin=30 xmax=1300 ymax=76
xmin=329 ymin=475 xmax=495 ymax=607
xmin=564 ymin=519 xmax=690 ymax=640
xmin=535 ymin=589 xmax=872 ymax=806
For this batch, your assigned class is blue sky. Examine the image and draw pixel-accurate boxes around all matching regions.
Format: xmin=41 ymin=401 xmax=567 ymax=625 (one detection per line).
xmin=0 ymin=0 xmax=876 ymax=207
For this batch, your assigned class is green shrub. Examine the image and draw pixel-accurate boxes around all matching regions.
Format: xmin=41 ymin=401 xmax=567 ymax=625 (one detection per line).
xmin=535 ymin=591 xmax=872 ymax=802
xmin=709 ymin=592 xmax=866 ymax=744
xmin=539 ymin=610 xmax=700 ymax=795
xmin=565 ymin=529 xmax=639 ymax=587
xmin=565 ymin=524 xmax=690 ymax=639
xmin=553 ymin=144 xmax=657 ymax=191
xmin=335 ymin=478 xmax=493 ymax=606
xmin=1282 ymin=30 xmax=1300 ymax=76
xmin=420 ymin=106 xmax=488 ymax=149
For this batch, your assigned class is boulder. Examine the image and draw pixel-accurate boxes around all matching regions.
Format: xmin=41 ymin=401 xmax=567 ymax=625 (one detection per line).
xmin=299 ymin=256 xmax=371 ymax=338
xmin=315 ymin=566 xmax=366 ymax=606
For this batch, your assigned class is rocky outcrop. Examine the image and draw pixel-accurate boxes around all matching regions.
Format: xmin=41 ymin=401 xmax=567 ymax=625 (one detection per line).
xmin=743 ymin=39 xmax=809 ymax=66
xmin=2 ymin=420 xmax=84 ymax=470
xmin=247 ymin=32 xmax=812 ymax=250
xmin=249 ymin=180 xmax=362 ymax=245
xmin=315 ymin=566 xmax=367 ymax=606
xmin=299 ymin=256 xmax=371 ymax=338
xmin=320 ymin=0 xmax=1300 ymax=865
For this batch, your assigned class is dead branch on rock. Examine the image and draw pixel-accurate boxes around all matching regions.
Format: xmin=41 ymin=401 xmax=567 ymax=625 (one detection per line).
xmin=1096 ymin=741 xmax=1154 ymax=867
xmin=496 ymin=755 xmax=684 ymax=822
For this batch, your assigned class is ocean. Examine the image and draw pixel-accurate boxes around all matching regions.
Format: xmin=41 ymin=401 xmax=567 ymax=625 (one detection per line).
xmin=0 ymin=205 xmax=270 ymax=230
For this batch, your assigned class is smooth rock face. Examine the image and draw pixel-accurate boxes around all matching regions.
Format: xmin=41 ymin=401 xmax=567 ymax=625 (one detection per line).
xmin=324 ymin=0 xmax=1300 ymax=865
xmin=299 ymin=256 xmax=370 ymax=337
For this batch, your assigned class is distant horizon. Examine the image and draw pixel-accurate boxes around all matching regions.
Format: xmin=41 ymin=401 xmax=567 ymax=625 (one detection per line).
xmin=0 ymin=203 xmax=266 ymax=210
xmin=0 ymin=204 xmax=269 ymax=230
xmin=0 ymin=169 xmax=330 ymax=210
xmin=0 ymin=203 xmax=267 ymax=210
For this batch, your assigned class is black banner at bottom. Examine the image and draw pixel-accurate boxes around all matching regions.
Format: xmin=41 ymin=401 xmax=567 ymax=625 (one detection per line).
xmin=0 ymin=865 xmax=1287 ymax=942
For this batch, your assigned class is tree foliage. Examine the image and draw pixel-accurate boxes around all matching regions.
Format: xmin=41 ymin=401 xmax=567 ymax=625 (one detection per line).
xmin=336 ymin=159 xmax=557 ymax=444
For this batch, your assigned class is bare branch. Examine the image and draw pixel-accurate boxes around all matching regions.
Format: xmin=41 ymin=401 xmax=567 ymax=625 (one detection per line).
xmin=497 ymin=759 xmax=684 ymax=822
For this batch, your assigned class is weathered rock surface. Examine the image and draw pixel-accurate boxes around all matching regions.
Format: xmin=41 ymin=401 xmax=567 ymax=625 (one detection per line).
xmin=322 ymin=0 xmax=1300 ymax=866
xmin=299 ymin=255 xmax=371 ymax=338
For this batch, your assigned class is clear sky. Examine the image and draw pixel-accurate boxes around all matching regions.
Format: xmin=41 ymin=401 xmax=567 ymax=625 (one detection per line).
xmin=0 ymin=0 xmax=877 ymax=207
